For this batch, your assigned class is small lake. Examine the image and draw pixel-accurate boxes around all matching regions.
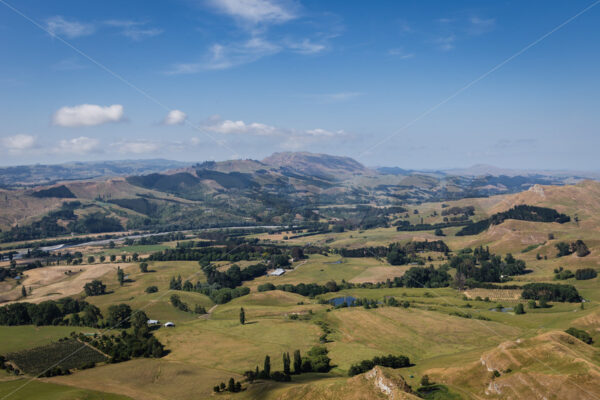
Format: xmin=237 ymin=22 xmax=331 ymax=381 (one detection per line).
xmin=489 ymin=307 xmax=513 ymax=313
xmin=329 ymin=296 xmax=357 ymax=306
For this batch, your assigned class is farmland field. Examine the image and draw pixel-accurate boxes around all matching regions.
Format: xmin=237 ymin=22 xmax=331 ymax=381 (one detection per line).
xmin=7 ymin=339 xmax=107 ymax=375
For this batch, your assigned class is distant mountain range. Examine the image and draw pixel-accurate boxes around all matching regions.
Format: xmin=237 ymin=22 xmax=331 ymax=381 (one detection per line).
xmin=2 ymin=154 xmax=597 ymax=188
xmin=0 ymin=152 xmax=598 ymax=236
xmin=0 ymin=159 xmax=189 ymax=188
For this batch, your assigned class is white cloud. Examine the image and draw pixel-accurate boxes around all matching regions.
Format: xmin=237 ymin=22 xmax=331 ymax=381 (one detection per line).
xmin=112 ymin=140 xmax=160 ymax=154
xmin=46 ymin=16 xmax=94 ymax=38
xmin=55 ymin=136 xmax=99 ymax=153
xmin=163 ymin=110 xmax=187 ymax=125
xmin=207 ymin=119 xmax=279 ymax=136
xmin=53 ymin=104 xmax=124 ymax=127
xmin=287 ymin=39 xmax=326 ymax=54
xmin=2 ymin=134 xmax=36 ymax=152
xmin=209 ymin=0 xmax=297 ymax=25
xmin=305 ymin=128 xmax=345 ymax=137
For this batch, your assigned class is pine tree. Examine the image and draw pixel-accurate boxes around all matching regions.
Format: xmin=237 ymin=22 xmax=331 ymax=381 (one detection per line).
xmin=293 ymin=350 xmax=302 ymax=374
xmin=240 ymin=307 xmax=245 ymax=325
xmin=227 ymin=378 xmax=235 ymax=392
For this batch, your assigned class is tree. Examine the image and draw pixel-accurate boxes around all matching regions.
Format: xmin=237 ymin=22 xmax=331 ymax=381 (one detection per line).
xmin=107 ymin=303 xmax=132 ymax=328
xmin=121 ymin=254 xmax=127 ymax=262
xmin=227 ymin=378 xmax=235 ymax=392
xmin=110 ymin=254 xmax=116 ymax=262
xmin=283 ymin=352 xmax=290 ymax=375
xmin=434 ymin=228 xmax=444 ymax=237
xmin=83 ymin=280 xmax=106 ymax=296
xmin=131 ymin=310 xmax=149 ymax=337
xmin=82 ymin=304 xmax=102 ymax=327
xmin=263 ymin=355 xmax=271 ymax=378
xmin=239 ymin=307 xmax=245 ymax=325
xmin=21 ymin=286 xmax=26 ymax=298
xmin=293 ymin=350 xmax=302 ymax=374
xmin=139 ymin=262 xmax=148 ymax=273
xmin=132 ymin=253 xmax=139 ymax=262
xmin=87 ymin=256 xmax=95 ymax=264
xmin=421 ymin=374 xmax=431 ymax=386
xmin=117 ymin=267 xmax=125 ymax=286
xmin=514 ymin=303 xmax=525 ymax=314
xmin=109 ymin=241 xmax=115 ymax=249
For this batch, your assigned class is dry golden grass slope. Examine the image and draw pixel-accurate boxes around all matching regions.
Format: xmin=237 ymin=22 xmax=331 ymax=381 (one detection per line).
xmin=426 ymin=331 xmax=600 ymax=400
xmin=252 ymin=366 xmax=419 ymax=400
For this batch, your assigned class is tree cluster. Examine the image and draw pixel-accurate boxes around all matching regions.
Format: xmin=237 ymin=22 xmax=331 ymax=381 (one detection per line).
xmin=521 ymin=283 xmax=581 ymax=302
xmin=348 ymin=354 xmax=411 ymax=376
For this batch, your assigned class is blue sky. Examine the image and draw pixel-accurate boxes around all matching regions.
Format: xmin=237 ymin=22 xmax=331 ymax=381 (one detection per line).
xmin=0 ymin=0 xmax=599 ymax=169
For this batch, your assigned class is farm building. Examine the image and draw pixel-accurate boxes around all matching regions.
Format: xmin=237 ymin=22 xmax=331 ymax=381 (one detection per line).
xmin=164 ymin=322 xmax=175 ymax=327
xmin=269 ymin=268 xmax=286 ymax=276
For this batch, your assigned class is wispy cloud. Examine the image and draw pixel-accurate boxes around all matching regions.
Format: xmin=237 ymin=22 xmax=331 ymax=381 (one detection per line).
xmin=387 ymin=48 xmax=415 ymax=59
xmin=55 ymin=136 xmax=100 ymax=154
xmin=207 ymin=0 xmax=298 ymax=25
xmin=167 ymin=36 xmax=281 ymax=73
xmin=46 ymin=16 xmax=94 ymax=38
xmin=309 ymin=92 xmax=363 ymax=103
xmin=52 ymin=57 xmax=87 ymax=71
xmin=2 ymin=134 xmax=36 ymax=153
xmin=287 ymin=38 xmax=326 ymax=54
xmin=467 ymin=16 xmax=496 ymax=35
xmin=53 ymin=104 xmax=124 ymax=127
xmin=111 ymin=140 xmax=160 ymax=154
xmin=435 ymin=35 xmax=456 ymax=51
xmin=104 ymin=19 xmax=163 ymax=41
xmin=432 ymin=14 xmax=496 ymax=51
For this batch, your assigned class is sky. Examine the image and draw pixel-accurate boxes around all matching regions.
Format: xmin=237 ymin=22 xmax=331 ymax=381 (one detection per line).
xmin=0 ymin=0 xmax=599 ymax=170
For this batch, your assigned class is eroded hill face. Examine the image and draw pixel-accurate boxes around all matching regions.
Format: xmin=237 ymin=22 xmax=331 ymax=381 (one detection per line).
xmin=426 ymin=331 xmax=600 ymax=400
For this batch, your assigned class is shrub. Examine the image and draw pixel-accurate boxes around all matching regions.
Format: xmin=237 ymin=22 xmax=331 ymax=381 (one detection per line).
xmin=575 ymin=268 xmax=597 ymax=280
xmin=258 ymin=283 xmax=276 ymax=292
xmin=145 ymin=286 xmax=158 ymax=293
xmin=565 ymin=327 xmax=593 ymax=344
xmin=83 ymin=280 xmax=106 ymax=296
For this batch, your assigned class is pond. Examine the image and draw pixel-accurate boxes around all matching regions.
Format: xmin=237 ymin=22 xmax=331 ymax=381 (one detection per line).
xmin=329 ymin=296 xmax=357 ymax=306
xmin=489 ymin=307 xmax=513 ymax=313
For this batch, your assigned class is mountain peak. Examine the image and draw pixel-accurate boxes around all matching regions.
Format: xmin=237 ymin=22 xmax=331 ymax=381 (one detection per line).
xmin=262 ymin=151 xmax=368 ymax=179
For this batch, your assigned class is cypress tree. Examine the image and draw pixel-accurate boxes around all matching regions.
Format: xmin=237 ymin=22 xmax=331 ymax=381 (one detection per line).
xmin=227 ymin=378 xmax=235 ymax=392
xmin=283 ymin=352 xmax=290 ymax=375
xmin=263 ymin=355 xmax=271 ymax=378
xmin=117 ymin=267 xmax=125 ymax=286
xmin=21 ymin=286 xmax=27 ymax=298
xmin=240 ymin=307 xmax=245 ymax=325
xmin=293 ymin=350 xmax=302 ymax=374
